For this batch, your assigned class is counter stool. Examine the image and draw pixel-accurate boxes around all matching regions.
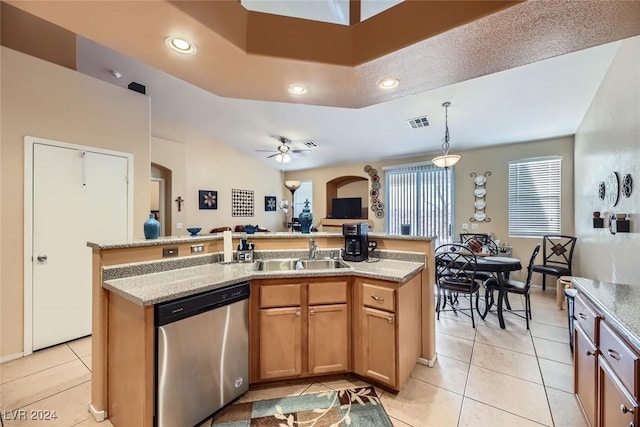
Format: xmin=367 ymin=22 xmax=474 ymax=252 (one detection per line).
xmin=557 ymin=276 xmax=573 ymax=309
xmin=565 ymin=288 xmax=578 ymax=352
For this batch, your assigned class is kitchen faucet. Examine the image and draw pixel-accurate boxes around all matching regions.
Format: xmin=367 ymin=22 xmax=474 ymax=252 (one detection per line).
xmin=309 ymin=238 xmax=318 ymax=260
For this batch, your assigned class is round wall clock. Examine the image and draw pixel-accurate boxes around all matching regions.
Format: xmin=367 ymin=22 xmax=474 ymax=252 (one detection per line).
xmin=605 ymin=172 xmax=619 ymax=207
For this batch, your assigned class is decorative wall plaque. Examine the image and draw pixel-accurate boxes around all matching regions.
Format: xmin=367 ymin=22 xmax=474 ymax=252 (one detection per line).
xmin=470 ymin=171 xmax=491 ymax=222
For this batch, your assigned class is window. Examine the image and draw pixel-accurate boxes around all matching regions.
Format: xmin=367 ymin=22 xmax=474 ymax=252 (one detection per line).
xmin=508 ymin=156 xmax=561 ymax=237
xmin=384 ymin=163 xmax=454 ymax=242
xmin=293 ymin=181 xmax=313 ymax=217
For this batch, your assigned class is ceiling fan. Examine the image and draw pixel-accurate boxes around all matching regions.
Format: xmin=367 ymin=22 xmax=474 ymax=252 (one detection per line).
xmin=256 ymin=136 xmax=311 ymax=162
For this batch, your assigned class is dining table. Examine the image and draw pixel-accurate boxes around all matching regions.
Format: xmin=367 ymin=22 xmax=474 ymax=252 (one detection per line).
xmin=473 ymin=256 xmax=523 ymax=328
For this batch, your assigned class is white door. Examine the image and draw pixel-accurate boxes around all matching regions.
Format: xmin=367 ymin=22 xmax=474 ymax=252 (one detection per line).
xmin=31 ymin=142 xmax=129 ymax=350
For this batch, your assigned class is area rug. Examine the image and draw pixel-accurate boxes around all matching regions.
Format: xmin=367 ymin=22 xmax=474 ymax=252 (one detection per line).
xmin=210 ymin=386 xmax=393 ymax=427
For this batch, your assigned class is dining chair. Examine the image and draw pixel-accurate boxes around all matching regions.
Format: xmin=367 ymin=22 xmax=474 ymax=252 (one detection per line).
xmin=435 ymin=244 xmax=481 ymax=328
xmin=531 ymin=235 xmax=577 ymax=290
xmin=481 ymin=244 xmax=541 ymax=329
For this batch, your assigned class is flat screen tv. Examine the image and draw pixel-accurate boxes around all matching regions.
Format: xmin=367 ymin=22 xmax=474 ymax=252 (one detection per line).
xmin=331 ymin=197 xmax=362 ymax=219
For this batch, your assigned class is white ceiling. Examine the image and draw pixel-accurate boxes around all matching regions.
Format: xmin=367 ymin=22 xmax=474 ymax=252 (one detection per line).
xmin=76 ymin=34 xmax=622 ymax=171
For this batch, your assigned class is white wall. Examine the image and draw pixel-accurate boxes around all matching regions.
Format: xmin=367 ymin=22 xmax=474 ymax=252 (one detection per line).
xmin=574 ymin=36 xmax=640 ymax=284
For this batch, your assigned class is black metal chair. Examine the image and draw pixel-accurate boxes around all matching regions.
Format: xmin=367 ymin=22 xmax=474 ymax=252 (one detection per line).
xmin=435 ymin=244 xmax=482 ymax=328
xmin=459 ymin=234 xmax=498 ymax=282
xmin=481 ymin=244 xmax=541 ymax=329
xmin=531 ymin=235 xmax=577 ymax=290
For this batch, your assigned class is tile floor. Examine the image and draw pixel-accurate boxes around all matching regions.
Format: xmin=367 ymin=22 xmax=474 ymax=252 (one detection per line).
xmin=0 ymin=287 xmax=587 ymax=426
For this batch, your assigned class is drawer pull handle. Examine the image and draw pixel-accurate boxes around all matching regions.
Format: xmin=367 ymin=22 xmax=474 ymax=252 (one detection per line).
xmin=578 ymin=313 xmax=588 ymax=320
xmin=371 ymin=295 xmax=385 ymax=303
xmin=621 ymin=404 xmax=634 ymax=414
xmin=586 ymin=350 xmax=595 ymax=356
xmin=295 ymin=311 xmax=301 ymax=317
xmin=309 ymin=310 xmax=315 ymax=316
xmin=387 ymin=316 xmax=393 ymax=323
xmin=608 ymin=349 xmax=622 ymax=361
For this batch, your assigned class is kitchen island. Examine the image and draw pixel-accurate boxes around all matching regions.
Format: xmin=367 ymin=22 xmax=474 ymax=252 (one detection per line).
xmin=87 ymin=232 xmax=436 ymax=425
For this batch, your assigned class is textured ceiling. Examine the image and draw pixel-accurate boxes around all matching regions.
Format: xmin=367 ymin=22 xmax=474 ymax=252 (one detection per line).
xmin=8 ymin=1 xmax=640 ymax=109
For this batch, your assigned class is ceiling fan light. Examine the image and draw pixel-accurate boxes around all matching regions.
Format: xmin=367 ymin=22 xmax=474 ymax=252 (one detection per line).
xmin=275 ymin=153 xmax=291 ymax=163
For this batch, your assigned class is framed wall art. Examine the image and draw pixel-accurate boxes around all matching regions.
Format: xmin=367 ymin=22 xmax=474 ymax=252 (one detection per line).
xmin=265 ymin=196 xmax=277 ymax=212
xmin=232 ymin=189 xmax=254 ymax=217
xmin=198 ymin=190 xmax=217 ymax=210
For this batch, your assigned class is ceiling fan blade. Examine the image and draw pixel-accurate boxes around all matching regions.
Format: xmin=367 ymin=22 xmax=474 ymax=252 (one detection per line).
xmin=290 ymin=149 xmax=311 ymax=153
xmin=266 ymin=153 xmax=281 ymax=159
xmin=255 ymin=149 xmax=278 ymax=152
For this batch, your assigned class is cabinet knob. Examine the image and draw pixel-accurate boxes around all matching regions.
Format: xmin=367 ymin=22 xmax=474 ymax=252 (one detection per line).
xmin=608 ymin=349 xmax=622 ymax=361
xmin=621 ymin=404 xmax=634 ymax=414
xmin=586 ymin=350 xmax=595 ymax=356
xmin=37 ymin=255 xmax=48 ymax=262
xmin=309 ymin=310 xmax=315 ymax=316
xmin=578 ymin=312 xmax=588 ymax=320
xmin=371 ymin=295 xmax=385 ymax=303
xmin=295 ymin=311 xmax=301 ymax=317
xmin=387 ymin=316 xmax=393 ymax=323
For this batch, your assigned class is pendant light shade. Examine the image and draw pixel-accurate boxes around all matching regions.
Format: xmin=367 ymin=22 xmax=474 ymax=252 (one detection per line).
xmin=432 ymin=102 xmax=460 ymax=168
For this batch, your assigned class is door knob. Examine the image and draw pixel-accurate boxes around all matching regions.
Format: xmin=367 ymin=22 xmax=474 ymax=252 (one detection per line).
xmin=37 ymin=255 xmax=48 ymax=262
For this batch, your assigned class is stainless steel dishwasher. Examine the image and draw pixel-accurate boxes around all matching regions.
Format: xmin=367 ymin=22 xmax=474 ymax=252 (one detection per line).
xmin=155 ymin=281 xmax=250 ymax=427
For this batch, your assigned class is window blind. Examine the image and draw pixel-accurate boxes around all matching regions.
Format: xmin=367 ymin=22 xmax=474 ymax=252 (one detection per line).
xmin=384 ymin=163 xmax=454 ymax=242
xmin=508 ymin=157 xmax=561 ymax=237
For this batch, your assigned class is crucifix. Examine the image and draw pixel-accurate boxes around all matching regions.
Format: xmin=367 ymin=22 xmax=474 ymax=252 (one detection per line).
xmin=175 ymin=196 xmax=184 ymax=212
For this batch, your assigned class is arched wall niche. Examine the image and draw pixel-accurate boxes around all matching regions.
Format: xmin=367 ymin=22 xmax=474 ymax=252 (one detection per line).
xmin=151 ymin=162 xmax=172 ymax=236
xmin=326 ymin=175 xmax=368 ymax=219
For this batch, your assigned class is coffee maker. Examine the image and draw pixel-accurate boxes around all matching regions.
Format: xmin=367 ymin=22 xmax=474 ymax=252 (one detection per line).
xmin=342 ymin=223 xmax=368 ymax=262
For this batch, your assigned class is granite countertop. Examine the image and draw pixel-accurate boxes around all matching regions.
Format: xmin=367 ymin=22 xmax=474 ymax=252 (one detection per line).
xmin=572 ymin=277 xmax=640 ymax=350
xmin=87 ymin=231 xmax=435 ymax=250
xmin=104 ymin=258 xmax=425 ymax=306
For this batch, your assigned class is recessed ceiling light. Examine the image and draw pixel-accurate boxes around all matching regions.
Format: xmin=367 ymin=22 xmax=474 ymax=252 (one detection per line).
xmin=288 ymin=85 xmax=308 ymax=95
xmin=378 ymin=78 xmax=399 ymax=89
xmin=165 ymin=37 xmax=196 ymax=55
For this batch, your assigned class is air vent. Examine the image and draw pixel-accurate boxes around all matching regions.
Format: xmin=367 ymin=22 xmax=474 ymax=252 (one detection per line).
xmin=304 ymin=141 xmax=318 ymax=148
xmin=407 ymin=116 xmax=429 ymax=129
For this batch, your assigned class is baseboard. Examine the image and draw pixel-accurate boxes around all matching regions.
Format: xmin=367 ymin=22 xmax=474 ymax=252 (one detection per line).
xmin=1 ymin=352 xmax=24 ymax=364
xmin=89 ymin=404 xmax=107 ymax=422
xmin=417 ymin=355 xmax=437 ymax=368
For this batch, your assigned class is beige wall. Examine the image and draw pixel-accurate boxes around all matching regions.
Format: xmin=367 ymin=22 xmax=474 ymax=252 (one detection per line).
xmin=290 ymin=136 xmax=574 ymax=282
xmin=574 ymin=36 xmax=640 ymax=284
xmin=1 ymin=47 xmax=151 ymax=359
xmin=151 ymin=119 xmax=286 ymax=235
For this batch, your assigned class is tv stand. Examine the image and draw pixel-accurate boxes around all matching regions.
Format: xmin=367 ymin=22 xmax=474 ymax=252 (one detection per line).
xmin=319 ymin=218 xmax=374 ymax=231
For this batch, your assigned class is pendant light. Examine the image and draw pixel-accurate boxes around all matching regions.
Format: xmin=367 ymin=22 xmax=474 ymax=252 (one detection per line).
xmin=432 ymin=101 xmax=460 ymax=168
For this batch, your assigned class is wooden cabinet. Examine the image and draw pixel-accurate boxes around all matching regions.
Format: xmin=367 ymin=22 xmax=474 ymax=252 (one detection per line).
xmin=251 ymin=278 xmax=349 ymax=382
xmin=575 ymin=323 xmax=598 ymax=427
xmin=260 ymin=306 xmax=302 ymax=379
xmin=574 ymin=291 xmax=640 ymax=427
xmin=353 ymin=274 xmax=421 ymax=390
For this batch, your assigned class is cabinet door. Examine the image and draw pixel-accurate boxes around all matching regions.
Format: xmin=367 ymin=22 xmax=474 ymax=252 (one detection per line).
xmin=362 ymin=307 xmax=396 ymax=387
xmin=599 ymin=358 xmax=638 ymax=427
xmin=575 ymin=324 xmax=598 ymax=427
xmin=259 ymin=307 xmax=302 ymax=380
xmin=308 ymin=304 xmax=348 ymax=374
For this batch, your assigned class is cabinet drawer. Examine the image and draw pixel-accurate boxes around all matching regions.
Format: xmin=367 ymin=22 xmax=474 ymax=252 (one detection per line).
xmin=362 ymin=283 xmax=395 ymax=312
xmin=575 ymin=294 xmax=600 ymax=344
xmin=308 ymin=281 xmax=347 ymax=305
xmin=260 ymin=284 xmax=301 ymax=308
xmin=600 ymin=320 xmax=639 ymax=397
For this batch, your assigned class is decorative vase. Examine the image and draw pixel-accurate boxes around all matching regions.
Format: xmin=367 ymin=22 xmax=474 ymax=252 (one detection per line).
xmin=143 ymin=213 xmax=160 ymax=239
xmin=299 ymin=199 xmax=314 ymax=234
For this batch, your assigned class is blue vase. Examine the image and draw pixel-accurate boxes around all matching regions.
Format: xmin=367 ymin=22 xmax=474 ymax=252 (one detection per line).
xmin=144 ymin=213 xmax=160 ymax=239
xmin=299 ymin=199 xmax=313 ymax=234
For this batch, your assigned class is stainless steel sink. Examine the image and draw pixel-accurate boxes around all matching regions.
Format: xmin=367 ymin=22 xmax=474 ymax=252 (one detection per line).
xmin=252 ymin=258 xmax=351 ymax=272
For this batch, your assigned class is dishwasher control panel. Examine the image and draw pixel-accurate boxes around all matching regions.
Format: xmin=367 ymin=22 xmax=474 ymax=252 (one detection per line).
xmin=155 ymin=282 xmax=250 ymax=326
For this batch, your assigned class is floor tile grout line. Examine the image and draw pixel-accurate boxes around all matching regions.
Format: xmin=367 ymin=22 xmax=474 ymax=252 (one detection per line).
xmin=461 ymin=396 xmax=551 ymax=426
xmin=530 ymin=326 xmax=558 ymax=427
xmin=0 ymin=357 xmax=89 ymax=389
xmin=4 ymin=379 xmax=92 ymax=414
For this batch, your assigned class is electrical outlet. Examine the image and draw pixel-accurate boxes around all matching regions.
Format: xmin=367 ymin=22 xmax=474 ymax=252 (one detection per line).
xmin=176 ymin=223 xmax=183 ymax=229
xmin=191 ymin=244 xmax=204 ymax=253
xmin=461 ymin=223 xmax=469 ymax=230
xmin=471 ymin=223 xmax=479 ymax=230
xmin=368 ymin=240 xmax=378 ymax=250
xmin=162 ymin=247 xmax=178 ymax=257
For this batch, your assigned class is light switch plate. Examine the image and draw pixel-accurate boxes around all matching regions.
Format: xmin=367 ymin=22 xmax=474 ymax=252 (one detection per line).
xmin=461 ymin=223 xmax=469 ymax=230
xmin=471 ymin=223 xmax=479 ymax=230
xmin=176 ymin=223 xmax=183 ymax=229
